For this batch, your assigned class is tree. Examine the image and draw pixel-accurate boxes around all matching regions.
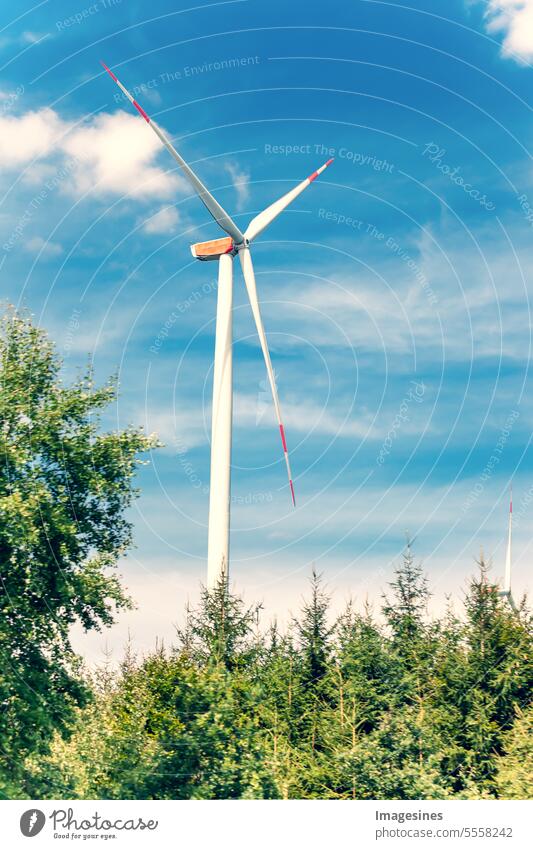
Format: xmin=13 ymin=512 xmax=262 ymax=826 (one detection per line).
xmin=495 ymin=704 xmax=533 ymax=799
xmin=144 ymin=657 xmax=278 ymax=799
xmin=382 ymin=541 xmax=430 ymax=654
xmin=452 ymin=559 xmax=533 ymax=792
xmin=177 ymin=574 xmax=262 ymax=670
xmin=30 ymin=648 xmax=280 ymax=800
xmin=294 ymin=567 xmax=333 ymax=692
xmin=335 ymin=600 xmax=393 ymax=734
xmin=255 ymin=621 xmax=302 ymax=798
xmin=24 ymin=647 xmax=162 ymax=800
xmin=381 ymin=543 xmax=439 ymax=729
xmin=0 ymin=310 xmax=156 ymax=795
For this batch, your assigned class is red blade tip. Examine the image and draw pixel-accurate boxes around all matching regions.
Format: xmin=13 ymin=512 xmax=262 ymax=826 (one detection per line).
xmin=100 ymin=60 xmax=117 ymax=82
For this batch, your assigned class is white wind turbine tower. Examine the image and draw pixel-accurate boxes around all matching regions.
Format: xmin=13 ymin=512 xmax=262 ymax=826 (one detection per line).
xmin=499 ymin=487 xmax=517 ymax=612
xmin=102 ymin=62 xmax=333 ymax=588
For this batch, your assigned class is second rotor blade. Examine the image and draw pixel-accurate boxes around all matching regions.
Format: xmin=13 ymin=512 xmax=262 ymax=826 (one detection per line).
xmin=239 ymin=247 xmax=295 ymax=506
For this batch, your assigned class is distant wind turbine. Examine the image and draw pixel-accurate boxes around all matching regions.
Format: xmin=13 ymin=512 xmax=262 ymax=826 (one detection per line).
xmin=499 ymin=487 xmax=517 ymax=612
xmin=101 ymin=62 xmax=333 ymax=588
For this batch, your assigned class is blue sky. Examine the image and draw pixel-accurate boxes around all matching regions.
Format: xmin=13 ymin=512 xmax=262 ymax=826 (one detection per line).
xmin=1 ymin=0 xmax=532 ymax=657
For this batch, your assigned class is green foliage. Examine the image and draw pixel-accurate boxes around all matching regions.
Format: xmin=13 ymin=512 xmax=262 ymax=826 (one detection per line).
xmin=382 ymin=541 xmax=429 ymax=649
xmin=16 ymin=546 xmax=533 ymax=801
xmin=336 ymin=601 xmax=394 ymax=732
xmin=437 ymin=559 xmax=533 ymax=793
xmin=330 ymin=705 xmax=454 ymax=800
xmin=177 ymin=574 xmax=262 ymax=669
xmin=294 ymin=567 xmax=333 ymax=690
xmin=0 ymin=310 xmax=157 ymax=796
xmin=495 ymin=704 xmax=533 ymax=799
xmin=28 ymin=598 xmax=278 ymax=800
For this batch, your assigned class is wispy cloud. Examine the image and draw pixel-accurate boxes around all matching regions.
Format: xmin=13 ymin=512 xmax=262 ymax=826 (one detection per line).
xmin=137 ymin=407 xmax=208 ymax=450
xmin=225 ymin=162 xmax=250 ymax=210
xmin=240 ymin=214 xmax=533 ymax=365
xmin=21 ymin=31 xmax=49 ymax=45
xmin=141 ymin=206 xmax=179 ymax=235
xmin=24 ymin=236 xmax=63 ymax=258
xmin=234 ymin=392 xmax=373 ymax=439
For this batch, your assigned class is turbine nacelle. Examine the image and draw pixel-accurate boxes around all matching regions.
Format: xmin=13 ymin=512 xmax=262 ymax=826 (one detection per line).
xmin=191 ymin=237 xmax=236 ymax=261
xmin=190 ymin=237 xmax=258 ymax=260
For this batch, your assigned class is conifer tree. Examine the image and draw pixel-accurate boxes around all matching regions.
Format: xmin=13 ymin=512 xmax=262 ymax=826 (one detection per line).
xmin=455 ymin=559 xmax=533 ymax=791
xmin=381 ymin=542 xmax=437 ymax=712
xmin=382 ymin=540 xmax=429 ymax=651
xmin=295 ymin=567 xmax=333 ymax=691
xmin=336 ymin=599 xmax=393 ymax=734
xmin=177 ymin=574 xmax=261 ymax=669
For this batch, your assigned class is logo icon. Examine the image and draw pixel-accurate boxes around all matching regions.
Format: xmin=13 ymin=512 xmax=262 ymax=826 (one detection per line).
xmin=20 ymin=809 xmax=46 ymax=837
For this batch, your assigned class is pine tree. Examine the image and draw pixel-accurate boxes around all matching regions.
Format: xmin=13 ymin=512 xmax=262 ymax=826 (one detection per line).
xmin=294 ymin=567 xmax=334 ymax=691
xmin=255 ymin=620 xmax=302 ymax=798
xmin=176 ymin=574 xmax=261 ymax=669
xmin=382 ymin=541 xmax=429 ymax=651
xmin=381 ymin=543 xmax=438 ymax=720
xmin=307 ymin=600 xmax=394 ymax=799
xmin=454 ymin=559 xmax=533 ymax=791
xmin=25 ymin=648 xmax=161 ymax=800
xmin=332 ymin=704 xmax=453 ymax=799
xmin=336 ymin=599 xmax=393 ymax=734
xmin=283 ymin=569 xmax=335 ymax=796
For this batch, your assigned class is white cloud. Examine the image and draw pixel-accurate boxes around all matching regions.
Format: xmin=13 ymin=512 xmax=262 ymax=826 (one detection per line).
xmin=0 ymin=107 xmax=187 ymax=201
xmin=141 ymin=206 xmax=179 ymax=234
xmin=0 ymin=108 xmax=66 ymax=168
xmin=225 ymin=161 xmax=250 ymax=210
xmin=483 ymin=0 xmax=533 ymax=62
xmin=24 ymin=236 xmax=63 ymax=258
xmin=62 ymin=111 xmax=185 ymax=199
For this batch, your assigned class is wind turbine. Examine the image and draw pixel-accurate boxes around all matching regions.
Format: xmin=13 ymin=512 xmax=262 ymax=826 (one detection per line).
xmin=101 ymin=62 xmax=333 ymax=588
xmin=499 ymin=487 xmax=517 ymax=612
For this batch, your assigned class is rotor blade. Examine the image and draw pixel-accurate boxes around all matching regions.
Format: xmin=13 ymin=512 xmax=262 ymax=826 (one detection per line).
xmin=245 ymin=158 xmax=334 ymax=243
xmin=239 ymin=246 xmax=295 ymax=506
xmin=100 ymin=61 xmax=244 ymax=243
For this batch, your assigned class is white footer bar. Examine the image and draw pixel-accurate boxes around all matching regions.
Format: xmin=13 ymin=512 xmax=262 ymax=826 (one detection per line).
xmin=3 ymin=799 xmax=531 ymax=848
